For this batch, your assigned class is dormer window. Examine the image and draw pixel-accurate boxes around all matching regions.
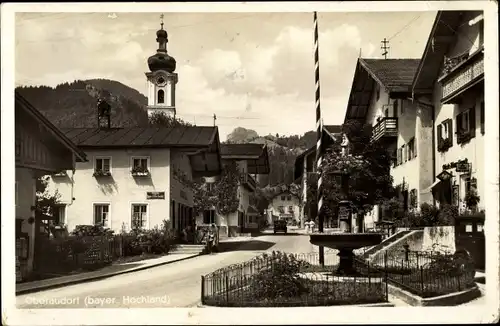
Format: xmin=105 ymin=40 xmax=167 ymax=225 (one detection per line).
xmin=94 ymin=157 xmax=111 ymax=177
xmin=157 ymin=90 xmax=165 ymax=104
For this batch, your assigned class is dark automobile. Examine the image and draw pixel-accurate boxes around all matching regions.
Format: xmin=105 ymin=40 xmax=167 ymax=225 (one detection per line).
xmin=274 ymin=220 xmax=287 ymax=234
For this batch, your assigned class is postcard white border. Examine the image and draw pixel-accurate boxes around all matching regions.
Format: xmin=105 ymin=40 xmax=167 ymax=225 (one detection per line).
xmin=2 ymin=1 xmax=499 ymax=325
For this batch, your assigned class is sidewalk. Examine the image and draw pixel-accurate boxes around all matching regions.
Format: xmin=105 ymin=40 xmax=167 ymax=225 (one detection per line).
xmin=16 ymin=253 xmax=199 ymax=295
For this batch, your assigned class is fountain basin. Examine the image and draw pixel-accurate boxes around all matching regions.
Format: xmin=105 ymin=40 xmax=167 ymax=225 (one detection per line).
xmin=310 ymin=233 xmax=385 ymax=276
xmin=310 ymin=233 xmax=384 ymax=250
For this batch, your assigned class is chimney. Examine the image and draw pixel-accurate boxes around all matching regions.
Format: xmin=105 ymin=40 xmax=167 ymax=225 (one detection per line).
xmin=97 ymin=98 xmax=111 ymax=128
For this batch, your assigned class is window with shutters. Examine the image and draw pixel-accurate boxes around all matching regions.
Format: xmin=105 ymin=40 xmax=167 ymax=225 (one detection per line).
xmin=408 ymin=138 xmax=416 ymax=160
xmin=402 ymin=144 xmax=406 ymax=163
xmin=396 ymin=147 xmax=402 ymax=166
xmin=456 ymin=108 xmax=475 ymax=144
xmin=480 ymin=101 xmax=485 ymax=135
xmin=437 ymin=119 xmax=453 ymax=152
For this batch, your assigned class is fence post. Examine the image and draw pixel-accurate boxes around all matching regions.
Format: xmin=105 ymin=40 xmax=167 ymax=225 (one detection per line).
xmin=225 ymin=275 xmax=230 ymax=304
xmin=201 ymin=275 xmax=205 ymax=305
xmin=420 ymin=266 xmax=424 ymax=294
xmin=384 ymin=251 xmax=388 ymax=302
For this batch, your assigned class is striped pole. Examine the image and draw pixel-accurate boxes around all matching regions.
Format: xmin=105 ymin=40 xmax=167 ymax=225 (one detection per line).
xmin=313 ymin=11 xmax=325 ymax=266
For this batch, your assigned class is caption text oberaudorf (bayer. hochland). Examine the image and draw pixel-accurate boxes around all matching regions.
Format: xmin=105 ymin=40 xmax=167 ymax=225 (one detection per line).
xmin=24 ymin=295 xmax=170 ymax=307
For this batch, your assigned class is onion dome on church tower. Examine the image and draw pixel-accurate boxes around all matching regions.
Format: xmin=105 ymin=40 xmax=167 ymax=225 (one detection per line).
xmin=147 ymin=16 xmax=176 ymax=73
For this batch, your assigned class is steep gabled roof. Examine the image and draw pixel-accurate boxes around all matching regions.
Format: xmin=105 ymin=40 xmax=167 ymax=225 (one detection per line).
xmin=60 ymin=126 xmax=219 ymax=148
xmin=360 ymin=58 xmax=421 ymax=93
xmin=220 ymin=143 xmax=270 ymax=174
xmin=412 ymin=11 xmax=468 ymax=93
xmin=220 ymin=143 xmax=265 ymax=158
xmin=15 ymin=92 xmax=87 ymax=162
xmin=343 ymin=58 xmax=420 ymax=123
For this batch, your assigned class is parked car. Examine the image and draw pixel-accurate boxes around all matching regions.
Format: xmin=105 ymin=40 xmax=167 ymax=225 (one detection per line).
xmin=274 ymin=220 xmax=288 ymax=234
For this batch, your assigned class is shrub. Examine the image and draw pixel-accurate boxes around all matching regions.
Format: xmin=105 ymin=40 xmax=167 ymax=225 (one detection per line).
xmin=437 ymin=204 xmax=458 ymax=226
xmin=125 ymin=219 xmax=175 ymax=255
xmin=71 ymin=225 xmax=114 ymax=237
xmin=250 ymin=251 xmax=308 ymax=299
xmin=426 ymin=249 xmax=475 ymax=279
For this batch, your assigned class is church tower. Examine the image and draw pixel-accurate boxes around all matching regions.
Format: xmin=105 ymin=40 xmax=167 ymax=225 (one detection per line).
xmin=145 ymin=15 xmax=177 ymax=118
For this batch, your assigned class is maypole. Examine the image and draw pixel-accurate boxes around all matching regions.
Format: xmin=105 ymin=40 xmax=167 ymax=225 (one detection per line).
xmin=313 ymin=11 xmax=325 ymax=266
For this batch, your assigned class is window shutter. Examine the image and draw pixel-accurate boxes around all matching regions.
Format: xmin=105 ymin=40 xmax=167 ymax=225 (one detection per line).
xmin=446 ymin=119 xmax=453 ymax=146
xmin=397 ymin=148 xmax=401 ymax=165
xmin=480 ymin=101 xmax=485 ymax=134
xmin=402 ymin=145 xmax=406 ymax=162
xmin=455 ymin=115 xmax=461 ymax=144
xmin=414 ymin=138 xmax=417 ymax=158
xmin=437 ymin=124 xmax=443 ymax=148
xmin=469 ymin=107 xmax=476 ymax=137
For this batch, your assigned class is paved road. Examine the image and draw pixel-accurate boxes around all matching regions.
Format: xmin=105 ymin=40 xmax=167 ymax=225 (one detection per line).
xmin=17 ymin=233 xmax=317 ymax=309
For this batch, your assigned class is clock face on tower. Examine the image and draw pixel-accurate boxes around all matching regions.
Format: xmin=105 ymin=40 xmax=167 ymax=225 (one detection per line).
xmin=156 ymin=76 xmax=166 ymax=86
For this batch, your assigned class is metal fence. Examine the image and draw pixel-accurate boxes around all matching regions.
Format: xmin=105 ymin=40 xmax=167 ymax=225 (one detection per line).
xmin=201 ymin=252 xmax=388 ymax=307
xmin=356 ymin=250 xmax=476 ymax=298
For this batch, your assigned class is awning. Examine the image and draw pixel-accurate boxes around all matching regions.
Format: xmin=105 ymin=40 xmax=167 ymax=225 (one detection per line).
xmin=423 ymin=179 xmax=442 ymax=193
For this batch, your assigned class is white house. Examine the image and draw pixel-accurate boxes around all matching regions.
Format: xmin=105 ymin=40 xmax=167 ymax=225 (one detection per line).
xmin=47 ymin=125 xmax=221 ymax=234
xmin=15 ymin=92 xmax=87 ymax=281
xmin=267 ymin=191 xmax=301 ymax=225
xmin=343 ymin=58 xmax=426 ymax=231
xmin=196 ymin=143 xmax=270 ymax=237
xmin=412 ymin=10 xmax=485 ymax=213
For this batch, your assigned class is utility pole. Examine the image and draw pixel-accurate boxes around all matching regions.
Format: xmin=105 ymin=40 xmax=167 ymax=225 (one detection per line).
xmin=213 ymin=114 xmax=217 ymax=126
xmin=381 ymin=38 xmax=390 ymax=59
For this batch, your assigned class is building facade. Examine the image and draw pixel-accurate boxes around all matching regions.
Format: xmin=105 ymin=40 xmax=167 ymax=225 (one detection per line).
xmin=343 ymin=58 xmax=429 ymax=230
xmin=15 ymin=92 xmax=87 ymax=281
xmin=47 ymin=127 xmax=221 ymax=234
xmin=197 ymin=143 xmax=270 ymax=236
xmin=267 ymin=191 xmax=301 ymax=225
xmin=412 ymin=10 xmax=485 ymax=212
xmin=294 ymin=125 xmax=341 ymax=228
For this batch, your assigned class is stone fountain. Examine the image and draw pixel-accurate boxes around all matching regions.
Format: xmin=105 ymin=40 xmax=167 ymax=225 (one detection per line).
xmin=310 ymin=134 xmax=384 ymax=276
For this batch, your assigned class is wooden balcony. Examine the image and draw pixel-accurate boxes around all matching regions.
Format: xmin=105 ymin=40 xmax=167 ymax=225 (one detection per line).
xmin=372 ymin=118 xmax=398 ymax=142
xmin=439 ymin=47 xmax=484 ymax=104
xmin=240 ymin=173 xmax=257 ymax=191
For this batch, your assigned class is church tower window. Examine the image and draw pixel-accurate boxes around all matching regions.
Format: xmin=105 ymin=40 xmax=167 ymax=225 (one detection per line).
xmin=157 ymin=90 xmax=165 ymax=104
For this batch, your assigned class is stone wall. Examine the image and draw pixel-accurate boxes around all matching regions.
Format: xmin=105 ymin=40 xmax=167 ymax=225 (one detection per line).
xmin=421 ymin=226 xmax=456 ymax=254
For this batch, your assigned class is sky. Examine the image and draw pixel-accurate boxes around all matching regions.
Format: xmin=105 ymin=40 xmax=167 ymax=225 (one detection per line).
xmin=15 ymin=11 xmax=437 ymax=141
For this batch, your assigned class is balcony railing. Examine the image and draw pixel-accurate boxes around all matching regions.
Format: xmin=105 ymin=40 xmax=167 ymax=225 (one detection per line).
xmin=372 ymin=117 xmax=398 ymax=142
xmin=439 ymin=48 xmax=484 ymax=104
xmin=240 ymin=173 xmax=257 ymax=191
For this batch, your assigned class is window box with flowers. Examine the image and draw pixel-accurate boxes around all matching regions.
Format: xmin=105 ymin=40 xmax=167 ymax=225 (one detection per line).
xmin=131 ymin=165 xmax=150 ymax=177
xmin=93 ymin=169 xmax=112 ymax=177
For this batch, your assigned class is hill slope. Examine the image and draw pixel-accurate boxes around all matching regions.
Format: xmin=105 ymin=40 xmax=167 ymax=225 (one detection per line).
xmin=16 ymin=79 xmax=149 ymax=128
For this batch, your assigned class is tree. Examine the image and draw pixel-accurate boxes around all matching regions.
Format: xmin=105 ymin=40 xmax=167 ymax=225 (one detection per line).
xmin=319 ymin=120 xmax=396 ymax=219
xmin=35 ymin=176 xmax=61 ymax=236
xmin=148 ymin=111 xmax=192 ymax=127
xmin=191 ymin=162 xmax=241 ymax=217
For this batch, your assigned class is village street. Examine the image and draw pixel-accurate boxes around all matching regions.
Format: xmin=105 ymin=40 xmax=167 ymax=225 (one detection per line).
xmin=17 ymin=232 xmax=320 ymax=309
